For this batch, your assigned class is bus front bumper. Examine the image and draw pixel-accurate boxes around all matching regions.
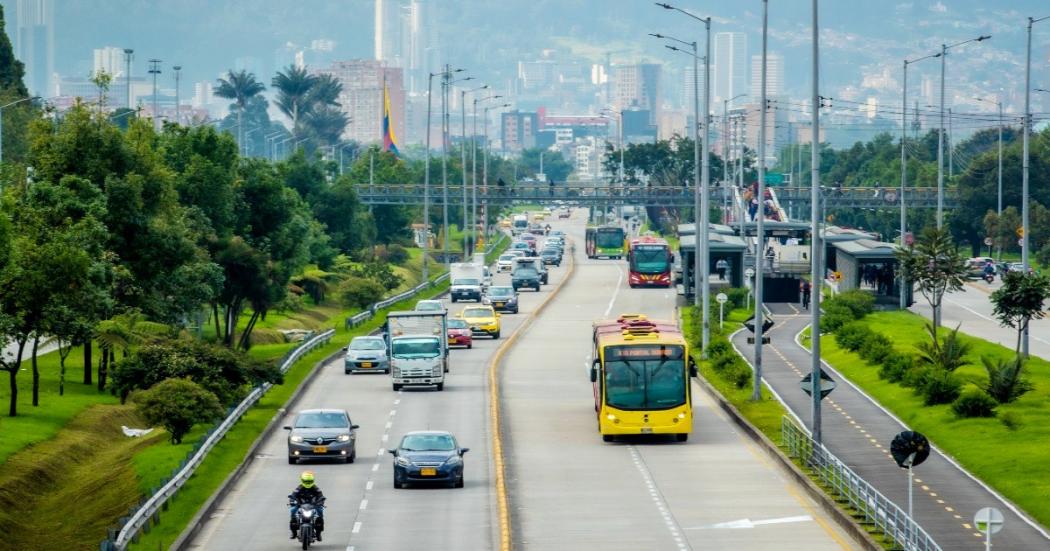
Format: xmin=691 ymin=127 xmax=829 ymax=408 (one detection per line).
xmin=599 ymin=407 xmax=692 ymax=435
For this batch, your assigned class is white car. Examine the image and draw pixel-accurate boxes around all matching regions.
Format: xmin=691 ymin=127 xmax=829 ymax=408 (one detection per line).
xmin=497 ymin=254 xmax=517 ymax=273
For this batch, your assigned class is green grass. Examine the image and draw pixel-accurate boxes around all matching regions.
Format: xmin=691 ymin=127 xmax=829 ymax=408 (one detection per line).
xmin=820 ymin=311 xmax=1050 ymax=528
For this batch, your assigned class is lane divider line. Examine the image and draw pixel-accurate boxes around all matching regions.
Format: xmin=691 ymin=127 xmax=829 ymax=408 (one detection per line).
xmin=487 ymin=244 xmax=577 ymax=551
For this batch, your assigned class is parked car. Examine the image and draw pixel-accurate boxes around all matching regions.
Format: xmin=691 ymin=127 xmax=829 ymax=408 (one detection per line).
xmin=344 ymin=336 xmax=389 ymax=374
xmin=285 ymin=409 xmax=359 ymax=464
xmin=512 ymin=265 xmax=541 ymax=291
xmin=550 ymin=230 xmax=565 ymax=237
xmin=446 ymin=318 xmax=473 ymax=349
xmin=415 ymin=299 xmax=446 ymax=312
xmin=483 ymin=285 xmax=519 ymax=313
xmin=389 ymin=431 xmax=469 ymax=488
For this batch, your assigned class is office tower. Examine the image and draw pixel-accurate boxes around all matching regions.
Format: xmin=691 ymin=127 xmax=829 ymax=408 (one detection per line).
xmin=316 ymin=60 xmax=405 ymax=145
xmin=14 ymin=0 xmax=53 ymax=96
xmin=93 ymin=46 xmax=125 ymax=77
xmin=614 ymin=63 xmax=660 ymax=125
xmin=714 ymin=32 xmax=747 ymax=108
xmin=750 ymin=52 xmax=783 ymax=99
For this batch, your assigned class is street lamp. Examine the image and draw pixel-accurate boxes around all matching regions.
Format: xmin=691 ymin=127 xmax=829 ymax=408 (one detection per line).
xmin=901 ymin=50 xmax=941 ymax=310
xmin=482 ymin=102 xmax=512 ymax=243
xmin=1022 ymin=16 xmax=1050 ymax=358
xmin=474 ymin=94 xmax=502 ymax=247
xmin=462 ymin=84 xmax=488 ymax=254
xmin=172 ymin=65 xmax=182 ymax=126
xmin=442 ymin=69 xmax=472 ymax=266
xmin=974 ymin=94 xmax=1004 ymax=253
xmin=722 ymin=94 xmax=747 ymax=208
xmin=599 ymin=108 xmax=625 ymax=184
xmin=936 ymin=34 xmax=991 ymax=228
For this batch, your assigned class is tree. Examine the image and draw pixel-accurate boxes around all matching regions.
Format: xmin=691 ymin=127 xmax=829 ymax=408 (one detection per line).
xmin=915 ymin=323 xmax=970 ymax=372
xmin=980 ymin=356 xmax=1033 ymax=405
xmin=312 ymin=176 xmax=375 ymax=254
xmin=520 ymin=147 xmax=572 ymax=182
xmin=896 ymin=226 xmax=967 ymax=329
xmin=989 ymin=271 xmax=1050 ymax=359
xmin=214 ymin=69 xmax=266 ymax=148
xmin=272 ymin=65 xmax=318 ymax=137
xmin=135 ymin=378 xmax=224 ymax=444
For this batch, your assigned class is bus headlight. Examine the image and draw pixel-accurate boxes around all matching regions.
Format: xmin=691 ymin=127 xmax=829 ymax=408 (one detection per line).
xmin=678 ymin=413 xmax=687 ymax=419
xmin=606 ymin=414 xmax=620 ymax=424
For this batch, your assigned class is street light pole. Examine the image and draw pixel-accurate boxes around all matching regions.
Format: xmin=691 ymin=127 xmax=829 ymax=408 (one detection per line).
xmin=173 ymin=65 xmax=182 ymax=126
xmin=461 ymin=85 xmax=488 ymax=254
xmin=148 ymin=59 xmax=162 ymax=132
xmin=974 ymin=94 xmax=1004 ymax=257
xmin=753 ymin=0 xmax=769 ymax=401
xmin=1022 ymin=16 xmax=1049 ymax=358
xmin=123 ymin=49 xmax=133 ymax=110
xmin=423 ymin=71 xmax=438 ymax=282
xmin=810 ymin=0 xmax=823 ymax=444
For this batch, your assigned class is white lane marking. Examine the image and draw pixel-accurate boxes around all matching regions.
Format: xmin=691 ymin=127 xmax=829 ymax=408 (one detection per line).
xmin=686 ymin=515 xmax=813 ymax=530
xmin=372 ymin=464 xmax=379 ymax=472
xmin=385 ymin=421 xmax=392 ymax=429
xmin=366 ymin=480 xmax=374 ymax=491
xmin=347 ymin=547 xmax=354 ymax=551
xmin=352 ymin=522 xmax=362 ymax=534
xmin=377 ymin=447 xmax=385 ymax=456
xmin=629 ymin=446 xmax=692 ymax=551
xmin=381 ymin=434 xmax=388 ymax=442
xmin=389 ymin=409 xmax=397 ymax=416
xmin=394 ymin=399 xmax=401 ymax=405
xmin=944 ymin=296 xmax=1050 ymax=346
xmin=603 ymin=268 xmax=624 ymax=317
xmin=359 ymin=499 xmax=368 ymax=510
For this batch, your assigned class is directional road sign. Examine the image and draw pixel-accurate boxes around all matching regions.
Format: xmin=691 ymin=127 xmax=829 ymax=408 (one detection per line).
xmin=744 ymin=316 xmax=774 ymax=334
xmin=974 ymin=507 xmax=1004 ymax=535
xmin=764 ymin=172 xmax=785 ymax=185
xmin=800 ymin=368 xmax=837 ymax=400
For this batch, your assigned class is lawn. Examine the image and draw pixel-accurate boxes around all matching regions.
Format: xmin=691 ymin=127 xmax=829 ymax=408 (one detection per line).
xmin=821 ymin=310 xmax=1050 ymax=528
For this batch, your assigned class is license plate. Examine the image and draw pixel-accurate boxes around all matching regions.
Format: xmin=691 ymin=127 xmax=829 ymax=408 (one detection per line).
xmin=313 ymin=446 xmax=328 ymax=453
xmin=420 ymin=468 xmax=437 ymax=476
xmin=495 ymin=302 xmax=505 ymax=307
xmin=361 ymin=362 xmax=372 ymax=368
xmin=640 ymin=427 xmax=653 ymax=434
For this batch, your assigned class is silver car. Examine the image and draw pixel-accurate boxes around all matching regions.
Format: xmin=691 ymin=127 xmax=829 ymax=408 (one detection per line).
xmin=345 ymin=336 xmax=389 ymax=374
xmin=285 ymin=409 xmax=359 ymax=464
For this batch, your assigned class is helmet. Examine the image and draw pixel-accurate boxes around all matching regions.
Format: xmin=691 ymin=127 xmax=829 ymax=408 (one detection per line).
xmin=300 ymin=471 xmax=315 ymax=488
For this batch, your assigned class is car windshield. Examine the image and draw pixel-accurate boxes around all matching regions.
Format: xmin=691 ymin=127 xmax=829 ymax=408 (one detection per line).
xmin=514 ymin=268 xmax=538 ymax=277
xmin=488 ymin=287 xmax=514 ymax=298
xmin=391 ymin=338 xmax=441 ymax=358
xmin=542 ymin=250 xmax=557 ymax=256
xmin=350 ymin=338 xmax=385 ymax=351
xmin=603 ymin=345 xmax=686 ymax=411
xmin=462 ymin=308 xmax=492 ymax=318
xmin=454 ymin=278 xmax=480 ymax=286
xmin=513 ymin=243 xmax=528 ymax=249
xmin=294 ymin=412 xmax=349 ymax=429
xmin=400 ymin=433 xmax=456 ymax=452
xmin=499 ymin=255 xmax=515 ymax=262
xmin=447 ymin=319 xmax=468 ymax=329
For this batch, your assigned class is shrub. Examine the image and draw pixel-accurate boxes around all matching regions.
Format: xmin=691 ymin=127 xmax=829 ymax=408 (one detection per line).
xmin=705 ymin=339 xmax=732 ymax=359
xmin=340 ymin=276 xmax=386 ymax=309
xmin=858 ymin=333 xmax=894 ymax=364
xmin=135 ymin=378 xmax=224 ymax=444
xmin=354 ymin=261 xmax=403 ymax=291
xmin=386 ymin=243 xmax=410 ymax=265
xmin=725 ymin=361 xmax=752 ymax=389
xmin=915 ymin=323 xmax=971 ymax=372
xmin=981 ymin=356 xmax=1034 ymax=404
xmin=835 ymin=321 xmax=874 ymax=352
xmin=726 ymin=287 xmax=750 ymax=310
xmin=820 ymin=304 xmax=855 ymax=333
xmin=918 ymin=369 xmax=962 ymax=405
xmin=999 ymin=411 xmax=1022 ymax=431
xmin=826 ymin=289 xmax=875 ymax=319
xmin=878 ymin=352 xmax=914 ymax=383
xmin=951 ymin=387 xmax=997 ymax=418
xmin=710 ymin=352 xmax=739 ymax=373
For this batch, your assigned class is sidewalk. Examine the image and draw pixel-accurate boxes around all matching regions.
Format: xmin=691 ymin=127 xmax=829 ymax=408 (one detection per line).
xmin=731 ymin=309 xmax=1050 ymax=550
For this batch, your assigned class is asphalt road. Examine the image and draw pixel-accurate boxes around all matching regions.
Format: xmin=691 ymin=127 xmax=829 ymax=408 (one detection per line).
xmin=186 ymin=231 xmax=572 ymax=551
xmin=501 ymin=217 xmax=859 ymax=550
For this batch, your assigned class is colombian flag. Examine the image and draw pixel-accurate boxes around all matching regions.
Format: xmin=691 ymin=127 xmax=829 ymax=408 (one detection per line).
xmin=382 ymin=82 xmax=400 ymax=156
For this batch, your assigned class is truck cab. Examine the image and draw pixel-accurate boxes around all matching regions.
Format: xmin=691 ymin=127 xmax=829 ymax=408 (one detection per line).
xmin=386 ymin=311 xmax=449 ymax=391
xmin=450 ymin=262 xmax=484 ymax=303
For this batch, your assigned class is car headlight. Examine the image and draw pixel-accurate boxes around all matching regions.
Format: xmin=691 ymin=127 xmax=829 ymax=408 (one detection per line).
xmin=444 ymin=455 xmax=463 ymax=465
xmin=395 ymin=456 xmax=412 ymax=467
xmin=337 ymin=434 xmax=351 ymax=442
xmin=290 ymin=435 xmax=304 ymax=443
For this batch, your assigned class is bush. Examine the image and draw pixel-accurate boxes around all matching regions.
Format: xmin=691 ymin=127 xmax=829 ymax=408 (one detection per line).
xmin=820 ymin=304 xmax=854 ymax=333
xmin=726 ymin=287 xmax=750 ymax=310
xmin=710 ymin=352 xmax=740 ymax=373
xmin=386 ymin=243 xmax=410 ymax=265
xmin=999 ymin=411 xmax=1022 ymax=431
xmin=858 ymin=333 xmax=894 ymax=364
xmin=135 ymin=378 xmax=224 ymax=444
xmin=981 ymin=356 xmax=1034 ymax=404
xmin=705 ymin=339 xmax=732 ymax=359
xmin=878 ymin=352 xmax=914 ymax=383
xmin=951 ymin=387 xmax=997 ymax=418
xmin=354 ymin=261 xmax=404 ymax=291
xmin=725 ymin=361 xmax=752 ymax=389
xmin=826 ymin=289 xmax=875 ymax=319
xmin=918 ymin=369 xmax=962 ymax=405
xmin=915 ymin=323 xmax=971 ymax=372
xmin=340 ymin=276 xmax=386 ymax=309
xmin=835 ymin=322 xmax=874 ymax=352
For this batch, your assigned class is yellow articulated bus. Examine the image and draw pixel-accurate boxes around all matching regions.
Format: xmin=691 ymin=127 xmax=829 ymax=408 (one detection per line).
xmin=590 ymin=314 xmax=696 ymax=442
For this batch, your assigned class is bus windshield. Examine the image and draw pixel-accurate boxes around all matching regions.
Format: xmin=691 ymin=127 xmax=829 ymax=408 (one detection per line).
xmin=596 ymin=229 xmax=624 ymax=249
xmin=603 ymin=345 xmax=686 ymax=410
xmin=631 ymin=246 xmax=669 ymax=274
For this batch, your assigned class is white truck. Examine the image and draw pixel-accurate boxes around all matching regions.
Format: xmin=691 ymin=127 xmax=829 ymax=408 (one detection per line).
xmin=450 ymin=262 xmax=485 ymax=302
xmin=512 ymin=214 xmax=529 ymax=235
xmin=472 ymin=253 xmax=492 ymax=287
xmin=386 ymin=311 xmax=448 ymax=391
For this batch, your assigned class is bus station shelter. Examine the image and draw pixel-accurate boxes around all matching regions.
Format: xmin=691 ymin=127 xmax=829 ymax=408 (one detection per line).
xmin=830 ymin=238 xmax=912 ymax=307
xmin=678 ymin=232 xmax=748 ymax=297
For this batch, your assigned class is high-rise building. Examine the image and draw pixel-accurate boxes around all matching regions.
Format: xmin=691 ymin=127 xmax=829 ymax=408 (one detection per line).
xmin=501 ymin=110 xmax=538 ymax=153
xmin=316 ymin=60 xmax=405 ymax=145
xmin=93 ymin=46 xmax=126 ymax=78
xmin=614 ymin=64 xmax=660 ymax=125
xmin=714 ymin=32 xmax=747 ymax=109
xmin=374 ymin=0 xmax=399 ymax=63
xmin=14 ymin=0 xmax=54 ymax=96
xmin=750 ymin=52 xmax=783 ymax=100
xmin=375 ymin=0 xmax=435 ymax=94
xmin=681 ymin=64 xmax=707 ymax=110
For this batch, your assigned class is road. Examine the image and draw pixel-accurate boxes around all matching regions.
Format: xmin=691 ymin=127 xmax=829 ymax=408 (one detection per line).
xmin=501 ymin=218 xmax=858 ymax=550
xmin=185 ymin=235 xmax=571 ymax=550
xmin=909 ymin=280 xmax=1050 ymax=361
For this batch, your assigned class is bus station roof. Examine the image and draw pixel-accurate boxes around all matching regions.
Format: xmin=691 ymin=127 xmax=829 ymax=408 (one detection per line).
xmin=677 ymin=223 xmax=736 ymax=237
xmin=677 ymin=232 xmax=748 ymax=253
xmin=831 ymin=238 xmax=900 ymax=259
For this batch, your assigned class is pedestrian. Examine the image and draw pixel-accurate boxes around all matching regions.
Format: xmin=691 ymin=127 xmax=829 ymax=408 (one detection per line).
xmin=801 ymin=279 xmax=811 ymax=310
xmin=716 ymin=258 xmax=728 ymax=281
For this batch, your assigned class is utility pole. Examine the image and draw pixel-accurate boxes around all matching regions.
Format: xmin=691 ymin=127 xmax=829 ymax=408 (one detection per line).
xmin=948 ymin=107 xmax=953 ymax=178
xmin=809 ymin=0 xmax=823 ymax=443
xmin=148 ymin=59 xmax=161 ymax=132
xmin=752 ymin=0 xmax=769 ymax=402
xmin=441 ymin=64 xmax=450 ymax=267
xmin=173 ymin=65 xmax=182 ymax=126
xmin=423 ymin=71 xmax=437 ymax=282
xmin=123 ymin=49 xmax=134 ymax=109
xmin=1022 ymin=16 xmax=1049 ymax=358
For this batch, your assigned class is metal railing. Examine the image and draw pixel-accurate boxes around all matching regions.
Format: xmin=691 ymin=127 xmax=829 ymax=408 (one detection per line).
xmin=106 ymin=329 xmax=335 ymax=550
xmin=781 ymin=417 xmax=941 ymax=551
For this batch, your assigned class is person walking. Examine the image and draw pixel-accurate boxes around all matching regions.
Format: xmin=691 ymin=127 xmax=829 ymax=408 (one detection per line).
xmin=801 ymin=279 xmax=811 ymax=310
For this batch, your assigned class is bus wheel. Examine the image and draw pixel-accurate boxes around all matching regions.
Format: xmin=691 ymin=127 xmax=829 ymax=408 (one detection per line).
xmin=602 ymin=434 xmax=614 ymax=443
xmin=675 ymin=433 xmax=688 ymax=442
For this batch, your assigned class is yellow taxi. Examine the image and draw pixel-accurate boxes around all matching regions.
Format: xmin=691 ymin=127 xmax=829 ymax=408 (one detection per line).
xmin=459 ymin=305 xmax=501 ymax=339
xmin=500 ymin=218 xmax=512 ymax=229
xmin=532 ymin=212 xmax=545 ymax=221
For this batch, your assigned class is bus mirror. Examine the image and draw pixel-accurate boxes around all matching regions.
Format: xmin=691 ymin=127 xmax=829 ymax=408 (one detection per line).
xmin=689 ymin=358 xmax=698 ymax=378
xmin=590 ymin=360 xmax=599 ymax=383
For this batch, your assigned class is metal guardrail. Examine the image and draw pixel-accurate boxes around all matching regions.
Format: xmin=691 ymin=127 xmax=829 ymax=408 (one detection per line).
xmin=781 ymin=417 xmax=941 ymax=551
xmin=107 ymin=329 xmax=335 ymax=550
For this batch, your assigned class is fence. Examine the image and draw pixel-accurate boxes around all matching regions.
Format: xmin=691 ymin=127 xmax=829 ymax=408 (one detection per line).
xmin=781 ymin=417 xmax=941 ymax=551
xmin=104 ymin=329 xmax=334 ymax=551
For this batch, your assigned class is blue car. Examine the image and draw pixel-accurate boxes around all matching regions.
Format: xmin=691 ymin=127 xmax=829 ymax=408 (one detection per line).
xmin=389 ymin=431 xmax=469 ymax=489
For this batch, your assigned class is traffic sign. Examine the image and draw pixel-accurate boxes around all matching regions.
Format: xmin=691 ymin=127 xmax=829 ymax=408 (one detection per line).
xmin=974 ymin=507 xmax=1004 ymax=535
xmin=890 ymin=431 xmax=930 ymax=469
xmin=744 ymin=316 xmax=774 ymax=334
xmin=1016 ymin=226 xmax=1024 ymax=238
xmin=904 ymin=231 xmax=915 ymax=246
xmin=984 ymin=237 xmax=993 ymax=247
xmin=1019 ymin=238 xmax=1024 ymax=247
xmin=800 ymin=368 xmax=837 ymax=400
xmin=716 ymin=293 xmax=728 ymax=304
xmin=764 ymin=172 xmax=785 ymax=185
xmin=745 ymin=267 xmax=755 ymax=279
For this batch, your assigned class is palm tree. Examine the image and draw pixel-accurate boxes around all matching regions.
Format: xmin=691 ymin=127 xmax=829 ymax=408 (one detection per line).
xmin=272 ymin=65 xmax=317 ymax=138
xmin=214 ymin=69 xmax=266 ymax=151
xmin=302 ymin=106 xmax=349 ymax=147
xmin=309 ymin=73 xmax=343 ymax=107
xmin=94 ymin=310 xmax=169 ymax=391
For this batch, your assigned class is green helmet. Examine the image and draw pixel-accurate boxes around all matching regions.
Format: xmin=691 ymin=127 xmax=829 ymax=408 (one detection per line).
xmin=300 ymin=470 xmax=315 ymax=488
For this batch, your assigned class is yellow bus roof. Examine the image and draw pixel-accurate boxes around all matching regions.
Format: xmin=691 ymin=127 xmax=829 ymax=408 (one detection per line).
xmin=593 ymin=314 xmax=685 ymax=348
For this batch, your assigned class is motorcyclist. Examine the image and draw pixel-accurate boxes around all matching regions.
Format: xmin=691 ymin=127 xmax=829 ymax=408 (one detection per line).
xmin=289 ymin=471 xmax=326 ymax=540
xmin=982 ymin=262 xmax=995 ymax=281
xmin=544 ymin=223 xmax=551 ymax=235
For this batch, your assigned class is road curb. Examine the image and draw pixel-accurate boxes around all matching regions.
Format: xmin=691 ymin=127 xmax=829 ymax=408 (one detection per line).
xmin=691 ymin=374 xmax=882 ymax=550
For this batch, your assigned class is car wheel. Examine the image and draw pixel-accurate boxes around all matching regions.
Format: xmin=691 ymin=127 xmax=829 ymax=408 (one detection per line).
xmin=436 ymin=382 xmax=444 ymax=391
xmin=451 ymin=297 xmax=457 ymax=303
xmin=454 ymin=476 xmax=464 ymax=489
xmin=493 ymin=330 xmax=501 ymax=339
xmin=288 ymin=456 xmax=297 ymax=464
xmin=602 ymin=434 xmax=614 ymax=443
xmin=467 ymin=343 xmax=473 ymax=349
xmin=393 ymin=474 xmax=403 ymax=489
xmin=345 ymin=369 xmax=352 ymax=375
xmin=393 ymin=383 xmax=402 ymax=391
xmin=348 ymin=446 xmax=357 ymax=463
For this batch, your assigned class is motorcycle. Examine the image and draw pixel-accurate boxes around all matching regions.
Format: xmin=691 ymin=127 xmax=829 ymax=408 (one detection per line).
xmin=982 ymin=272 xmax=995 ymax=284
xmin=290 ymin=498 xmax=325 ymax=550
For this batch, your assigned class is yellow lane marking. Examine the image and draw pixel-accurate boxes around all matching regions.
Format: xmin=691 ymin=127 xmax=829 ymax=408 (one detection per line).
xmin=488 ymin=248 xmax=576 ymax=551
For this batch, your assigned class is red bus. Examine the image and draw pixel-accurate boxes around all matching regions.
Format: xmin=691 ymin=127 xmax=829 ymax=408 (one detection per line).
xmin=626 ymin=236 xmax=673 ymax=288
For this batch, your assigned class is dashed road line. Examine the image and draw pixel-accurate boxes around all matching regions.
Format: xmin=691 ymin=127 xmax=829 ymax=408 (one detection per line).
xmin=628 ymin=446 xmax=691 ymax=551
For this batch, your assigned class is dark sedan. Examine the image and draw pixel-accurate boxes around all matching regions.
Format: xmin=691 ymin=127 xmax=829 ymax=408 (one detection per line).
xmin=389 ymin=431 xmax=469 ymax=488
xmin=285 ymin=409 xmax=359 ymax=464
xmin=483 ymin=285 xmax=519 ymax=313
xmin=540 ymin=248 xmax=561 ymax=266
